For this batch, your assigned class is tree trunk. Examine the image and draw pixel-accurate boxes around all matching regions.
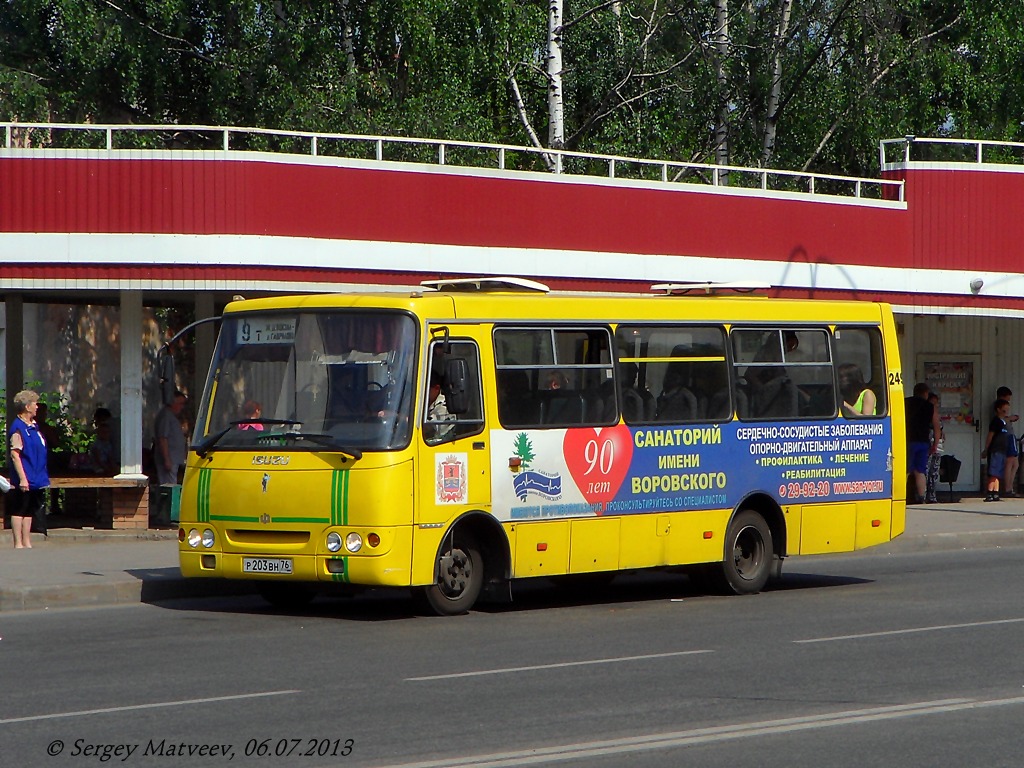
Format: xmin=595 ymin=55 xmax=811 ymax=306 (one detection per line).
xmin=712 ymin=0 xmax=731 ymax=173
xmin=340 ymin=0 xmax=356 ymax=72
xmin=762 ymin=0 xmax=793 ymax=167
xmin=547 ymin=0 xmax=566 ymax=152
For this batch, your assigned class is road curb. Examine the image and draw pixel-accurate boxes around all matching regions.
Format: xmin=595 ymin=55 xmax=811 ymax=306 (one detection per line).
xmin=39 ymin=529 xmax=178 ymax=545
xmin=0 ymin=572 xmax=256 ymax=613
xmin=875 ymin=527 xmax=1024 ymax=554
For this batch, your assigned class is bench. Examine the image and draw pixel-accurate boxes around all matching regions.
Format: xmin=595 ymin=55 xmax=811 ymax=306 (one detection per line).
xmin=48 ymin=476 xmax=151 ymax=530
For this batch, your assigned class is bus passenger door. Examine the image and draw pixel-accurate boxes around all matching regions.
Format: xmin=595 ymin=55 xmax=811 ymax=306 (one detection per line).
xmin=416 ymin=334 xmax=490 ymax=528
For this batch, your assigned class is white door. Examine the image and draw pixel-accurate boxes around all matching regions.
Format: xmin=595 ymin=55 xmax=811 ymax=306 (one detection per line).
xmin=919 ymin=355 xmax=981 ymax=491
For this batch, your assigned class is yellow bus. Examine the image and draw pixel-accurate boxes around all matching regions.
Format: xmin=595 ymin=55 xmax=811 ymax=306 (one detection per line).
xmin=176 ymin=277 xmax=906 ymax=614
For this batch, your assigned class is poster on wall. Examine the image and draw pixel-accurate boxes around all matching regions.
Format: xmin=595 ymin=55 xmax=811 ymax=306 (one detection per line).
xmin=923 ymin=360 xmax=975 ymax=425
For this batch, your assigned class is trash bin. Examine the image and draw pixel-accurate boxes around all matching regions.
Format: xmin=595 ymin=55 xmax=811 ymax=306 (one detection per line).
xmin=939 ymin=454 xmax=961 ymax=484
xmin=156 ymin=484 xmax=182 ymax=524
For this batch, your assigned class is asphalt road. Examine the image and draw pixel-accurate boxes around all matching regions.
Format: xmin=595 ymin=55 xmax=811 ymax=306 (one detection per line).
xmin=2 ymin=546 xmax=1023 ymax=768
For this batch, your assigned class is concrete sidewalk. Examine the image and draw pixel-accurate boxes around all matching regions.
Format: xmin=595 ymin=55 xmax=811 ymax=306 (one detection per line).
xmin=1 ymin=498 xmax=1023 ymax=612
xmin=0 ymin=529 xmax=255 ymax=612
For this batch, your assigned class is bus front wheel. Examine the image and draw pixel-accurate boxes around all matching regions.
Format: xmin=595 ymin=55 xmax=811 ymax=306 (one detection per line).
xmin=719 ymin=510 xmax=773 ymax=595
xmin=422 ymin=534 xmax=484 ymax=616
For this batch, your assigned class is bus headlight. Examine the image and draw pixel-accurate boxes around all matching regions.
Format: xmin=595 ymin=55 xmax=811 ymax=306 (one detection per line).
xmin=201 ymin=528 xmax=216 ymax=549
xmin=345 ymin=532 xmax=363 ymax=553
xmin=188 ymin=528 xmax=202 ymax=548
xmin=326 ymin=532 xmax=343 ymax=553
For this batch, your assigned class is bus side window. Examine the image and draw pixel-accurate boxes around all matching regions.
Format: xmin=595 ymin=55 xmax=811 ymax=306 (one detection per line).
xmin=833 ymin=327 xmax=886 ymax=417
xmin=494 ymin=326 xmax=615 ymax=429
xmin=733 ymin=328 xmax=834 ymax=419
xmin=424 ymin=340 xmax=485 ymax=444
xmin=615 ymin=325 xmax=727 ymax=424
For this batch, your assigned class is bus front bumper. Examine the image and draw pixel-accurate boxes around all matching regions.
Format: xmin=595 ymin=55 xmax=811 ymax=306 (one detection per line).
xmin=179 ymin=526 xmax=413 ymax=586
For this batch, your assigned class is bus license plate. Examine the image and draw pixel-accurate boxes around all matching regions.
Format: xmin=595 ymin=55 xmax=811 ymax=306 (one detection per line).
xmin=243 ymin=557 xmax=293 ymax=575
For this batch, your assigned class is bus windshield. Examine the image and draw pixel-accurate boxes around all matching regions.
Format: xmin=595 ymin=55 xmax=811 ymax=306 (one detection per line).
xmin=193 ymin=311 xmax=418 ymax=453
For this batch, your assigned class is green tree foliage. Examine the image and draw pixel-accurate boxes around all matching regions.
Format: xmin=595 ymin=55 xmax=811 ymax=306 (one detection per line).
xmin=2 ymin=1 xmax=1023 ymax=175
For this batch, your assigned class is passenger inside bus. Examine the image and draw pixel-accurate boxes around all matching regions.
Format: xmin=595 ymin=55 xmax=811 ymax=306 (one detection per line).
xmin=838 ymin=363 xmax=877 ymax=416
xmin=619 ymin=362 xmax=655 ymax=422
xmin=546 ymin=370 xmax=569 ymax=390
xmin=424 ymin=371 xmax=455 ymax=442
xmin=541 ymin=370 xmax=586 ymax=424
xmin=742 ymin=332 xmax=799 ymax=418
xmin=697 ymin=366 xmax=732 ymax=421
xmin=238 ymin=399 xmax=264 ymax=430
xmin=656 ymin=360 xmax=698 ymax=422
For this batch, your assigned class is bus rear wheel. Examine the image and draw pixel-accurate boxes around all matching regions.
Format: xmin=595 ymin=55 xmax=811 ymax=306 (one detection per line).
xmin=421 ymin=534 xmax=484 ymax=616
xmin=718 ymin=510 xmax=773 ymax=595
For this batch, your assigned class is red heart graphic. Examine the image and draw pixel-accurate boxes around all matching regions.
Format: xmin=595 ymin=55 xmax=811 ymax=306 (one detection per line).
xmin=562 ymin=425 xmax=634 ymax=506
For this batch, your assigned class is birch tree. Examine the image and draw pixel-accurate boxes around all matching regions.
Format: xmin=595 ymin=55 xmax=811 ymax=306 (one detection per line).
xmin=547 ymin=0 xmax=566 ymax=149
xmin=761 ymin=0 xmax=793 ymax=165
xmin=712 ymin=0 xmax=732 ymax=166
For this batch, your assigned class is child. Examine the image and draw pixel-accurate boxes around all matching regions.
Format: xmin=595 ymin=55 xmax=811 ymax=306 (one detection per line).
xmin=238 ymin=400 xmax=264 ymax=431
xmin=982 ymin=399 xmax=1012 ymax=502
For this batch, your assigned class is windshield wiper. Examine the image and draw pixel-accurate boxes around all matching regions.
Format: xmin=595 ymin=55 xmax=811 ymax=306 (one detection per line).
xmin=264 ymin=431 xmax=363 ymax=460
xmin=195 ymin=420 xmax=361 ymax=460
xmin=195 ymin=419 xmax=305 ymax=458
xmin=194 ymin=427 xmax=232 ymax=458
xmin=195 ymin=418 xmax=301 ymax=457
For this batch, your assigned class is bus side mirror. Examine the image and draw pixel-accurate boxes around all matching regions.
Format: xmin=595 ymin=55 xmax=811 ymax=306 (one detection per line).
xmin=159 ymin=353 xmax=176 ymax=406
xmin=444 ymin=357 xmax=470 ymax=415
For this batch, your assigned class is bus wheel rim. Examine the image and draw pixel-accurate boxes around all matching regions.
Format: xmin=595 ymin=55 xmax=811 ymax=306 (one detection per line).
xmin=732 ymin=525 xmax=765 ymax=581
xmin=439 ymin=549 xmax=471 ymax=597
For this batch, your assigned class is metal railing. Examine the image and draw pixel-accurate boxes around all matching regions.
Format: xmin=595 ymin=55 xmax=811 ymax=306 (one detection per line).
xmin=3 ymin=121 xmax=904 ymax=202
xmin=881 ymin=136 xmax=1024 ymax=168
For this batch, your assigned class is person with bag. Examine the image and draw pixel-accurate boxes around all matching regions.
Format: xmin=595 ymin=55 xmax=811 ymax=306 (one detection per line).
xmin=6 ymin=389 xmax=50 ymax=548
xmin=982 ymin=399 xmax=1012 ymax=502
xmin=995 ymin=386 xmax=1019 ymax=497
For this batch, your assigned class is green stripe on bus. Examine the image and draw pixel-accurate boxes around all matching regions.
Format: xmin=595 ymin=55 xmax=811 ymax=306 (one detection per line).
xmin=210 ymin=515 xmax=260 ymax=522
xmin=205 ymin=467 xmax=213 ymax=523
xmin=198 ymin=467 xmax=212 ymax=523
xmin=342 ymin=470 xmax=349 ymax=526
xmin=331 ymin=470 xmax=340 ymax=526
xmin=194 ymin=469 xmax=202 ymax=522
xmin=332 ymin=469 xmax=349 ymax=527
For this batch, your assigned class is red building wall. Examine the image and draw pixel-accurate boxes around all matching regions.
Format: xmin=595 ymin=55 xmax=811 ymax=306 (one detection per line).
xmin=0 ymin=153 xmax=907 ymax=264
xmin=2 ymin=149 xmax=1021 ymax=311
